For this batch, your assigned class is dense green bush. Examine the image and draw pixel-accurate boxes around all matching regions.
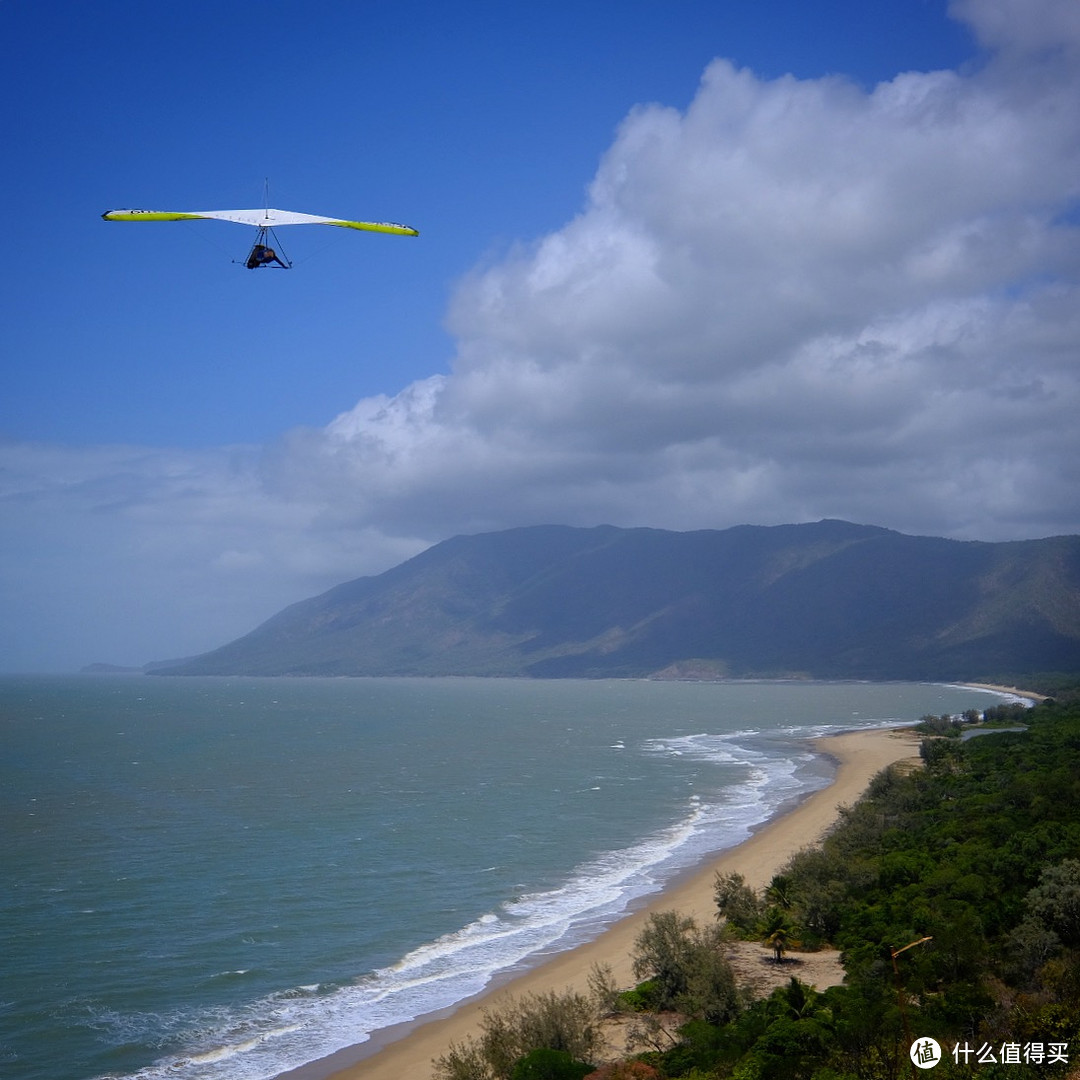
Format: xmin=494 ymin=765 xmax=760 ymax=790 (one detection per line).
xmin=617 ymin=979 xmax=661 ymax=1013
xmin=508 ymin=1048 xmax=593 ymax=1080
xmin=651 ymin=695 xmax=1080 ymax=1077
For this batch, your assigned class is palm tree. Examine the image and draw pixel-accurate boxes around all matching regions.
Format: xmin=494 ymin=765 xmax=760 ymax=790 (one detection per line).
xmin=778 ymin=976 xmax=817 ymax=1020
xmin=765 ymin=873 xmax=795 ymax=911
xmin=759 ymin=906 xmax=800 ymax=962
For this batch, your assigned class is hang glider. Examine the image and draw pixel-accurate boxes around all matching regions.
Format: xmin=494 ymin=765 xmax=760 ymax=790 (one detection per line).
xmin=101 ymin=207 xmax=419 ymax=269
xmin=102 ymin=207 xmax=419 ymax=234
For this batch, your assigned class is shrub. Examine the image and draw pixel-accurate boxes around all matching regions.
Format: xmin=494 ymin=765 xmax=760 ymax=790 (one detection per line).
xmin=434 ymin=989 xmax=603 ymax=1080
xmin=714 ymin=871 xmax=761 ymax=934
xmin=509 ymin=1048 xmax=593 ymax=1080
xmin=632 ymin=911 xmax=740 ymax=1024
xmin=617 ymin=979 xmax=661 ymax=1013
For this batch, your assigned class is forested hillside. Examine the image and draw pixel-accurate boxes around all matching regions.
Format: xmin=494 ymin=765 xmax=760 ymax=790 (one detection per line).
xmin=155 ymin=521 xmax=1080 ymax=679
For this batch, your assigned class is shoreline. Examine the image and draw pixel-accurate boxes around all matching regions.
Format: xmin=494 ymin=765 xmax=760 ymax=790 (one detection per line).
xmin=957 ymin=681 xmax=1047 ymax=703
xmin=278 ymin=725 xmax=923 ymax=1080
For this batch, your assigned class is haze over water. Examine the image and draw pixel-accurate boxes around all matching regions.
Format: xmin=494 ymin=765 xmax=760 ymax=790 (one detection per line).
xmin=0 ymin=676 xmax=1013 ymax=1080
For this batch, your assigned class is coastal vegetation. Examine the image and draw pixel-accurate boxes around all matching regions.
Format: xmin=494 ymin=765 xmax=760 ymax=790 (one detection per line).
xmin=436 ymin=691 xmax=1080 ymax=1079
xmin=434 ymin=989 xmax=605 ymax=1080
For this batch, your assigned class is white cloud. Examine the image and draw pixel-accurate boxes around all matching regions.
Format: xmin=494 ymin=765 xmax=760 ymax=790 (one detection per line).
xmin=312 ymin=0 xmax=1080 ymax=540
xmin=4 ymin=0 xmax=1080 ymax=669
xmin=951 ymin=0 xmax=1080 ymax=59
xmin=0 ymin=441 xmax=428 ymax=670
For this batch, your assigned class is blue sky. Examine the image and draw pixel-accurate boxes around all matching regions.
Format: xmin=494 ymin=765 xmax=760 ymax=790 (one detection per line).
xmin=3 ymin=0 xmax=1079 ymax=671
xmin=6 ymin=0 xmax=972 ymax=446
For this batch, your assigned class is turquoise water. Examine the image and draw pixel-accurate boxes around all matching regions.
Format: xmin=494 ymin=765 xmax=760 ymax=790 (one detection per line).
xmin=0 ymin=676 xmax=1013 ymax=1080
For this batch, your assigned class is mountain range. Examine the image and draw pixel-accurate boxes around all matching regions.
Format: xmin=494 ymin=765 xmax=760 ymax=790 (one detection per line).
xmin=153 ymin=520 xmax=1080 ymax=680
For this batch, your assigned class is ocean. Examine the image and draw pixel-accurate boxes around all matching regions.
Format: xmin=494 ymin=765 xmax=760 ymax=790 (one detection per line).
xmin=0 ymin=676 xmax=1016 ymax=1080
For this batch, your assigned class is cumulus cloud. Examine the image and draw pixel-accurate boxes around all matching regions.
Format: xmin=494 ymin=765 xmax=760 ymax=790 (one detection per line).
xmin=953 ymin=0 xmax=1080 ymax=59
xmin=297 ymin=0 xmax=1080 ymax=542
xmin=4 ymin=0 xmax=1080 ymax=669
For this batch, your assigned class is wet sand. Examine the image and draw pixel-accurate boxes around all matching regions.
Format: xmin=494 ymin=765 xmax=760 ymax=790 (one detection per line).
xmin=281 ymin=726 xmax=922 ymax=1080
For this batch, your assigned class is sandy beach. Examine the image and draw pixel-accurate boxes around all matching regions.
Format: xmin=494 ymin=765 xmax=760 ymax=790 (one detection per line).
xmin=960 ymin=682 xmax=1046 ymax=702
xmin=278 ymin=726 xmax=921 ymax=1080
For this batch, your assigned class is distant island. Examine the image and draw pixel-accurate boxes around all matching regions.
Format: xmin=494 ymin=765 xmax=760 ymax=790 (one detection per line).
xmin=148 ymin=519 xmax=1080 ymax=681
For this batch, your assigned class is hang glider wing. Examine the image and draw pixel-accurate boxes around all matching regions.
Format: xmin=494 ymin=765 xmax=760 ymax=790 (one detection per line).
xmin=102 ymin=208 xmax=418 ymax=236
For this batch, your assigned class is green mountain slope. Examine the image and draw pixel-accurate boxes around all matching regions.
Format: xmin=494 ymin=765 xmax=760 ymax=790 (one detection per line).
xmin=156 ymin=521 xmax=1080 ymax=678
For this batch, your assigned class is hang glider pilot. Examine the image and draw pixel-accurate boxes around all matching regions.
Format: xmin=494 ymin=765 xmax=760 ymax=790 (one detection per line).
xmin=246 ymin=244 xmax=288 ymax=269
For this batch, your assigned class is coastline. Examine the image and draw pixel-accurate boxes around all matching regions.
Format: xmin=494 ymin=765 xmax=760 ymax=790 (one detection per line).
xmin=959 ymin=681 xmax=1047 ymax=703
xmin=280 ymin=725 xmax=922 ymax=1080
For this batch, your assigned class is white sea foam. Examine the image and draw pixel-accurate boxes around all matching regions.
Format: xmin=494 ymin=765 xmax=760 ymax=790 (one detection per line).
xmin=94 ymin=725 xmax=840 ymax=1080
xmin=944 ymin=683 xmax=1037 ymax=708
xmin=6 ymin=676 xmax=1010 ymax=1080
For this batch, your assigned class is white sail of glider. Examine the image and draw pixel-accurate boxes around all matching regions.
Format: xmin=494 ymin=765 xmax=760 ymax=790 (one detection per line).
xmin=102 ymin=207 xmax=419 ymax=236
xmin=103 ymin=203 xmax=418 ymax=269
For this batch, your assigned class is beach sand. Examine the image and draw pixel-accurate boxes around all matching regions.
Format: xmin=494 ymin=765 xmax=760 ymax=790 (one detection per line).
xmin=281 ymin=727 xmax=922 ymax=1080
xmin=961 ymin=682 xmax=1046 ymax=702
